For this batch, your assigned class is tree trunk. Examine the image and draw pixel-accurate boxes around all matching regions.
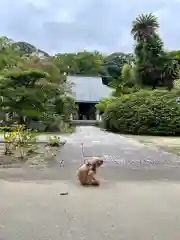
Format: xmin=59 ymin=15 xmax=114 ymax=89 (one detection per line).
xmin=19 ymin=116 xmax=25 ymax=125
xmin=167 ymin=79 xmax=173 ymax=91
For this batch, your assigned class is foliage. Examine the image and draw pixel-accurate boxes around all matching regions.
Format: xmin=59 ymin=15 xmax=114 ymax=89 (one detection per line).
xmin=165 ymin=50 xmax=180 ymax=60
xmin=109 ymin=63 xmax=139 ymax=96
xmin=17 ymin=56 xmax=66 ymax=84
xmin=131 ymin=13 xmax=159 ymax=41
xmin=13 ymin=42 xmax=37 ymax=56
xmin=132 ymin=13 xmax=180 ymax=90
xmin=55 ymin=51 xmax=103 ymax=76
xmin=54 ymin=16 xmax=180 ymax=94
xmin=47 ymin=135 xmax=60 ymax=147
xmin=0 ymin=37 xmax=22 ymax=72
xmin=0 ymin=124 xmax=39 ymax=159
xmin=95 ymin=97 xmax=118 ymax=114
xmin=103 ymin=90 xmax=180 ymax=136
xmin=14 ymin=56 xmax=76 ymax=131
xmin=12 ymin=41 xmax=49 ymax=57
xmin=1 ymin=15 xmax=180 ymax=134
xmin=0 ymin=41 xmax=76 ymax=132
xmin=0 ymin=69 xmax=52 ymax=125
xmin=101 ymin=52 xmax=135 ymax=85
xmin=5 ymin=68 xmax=48 ymax=85
xmin=174 ymin=79 xmax=180 ymax=89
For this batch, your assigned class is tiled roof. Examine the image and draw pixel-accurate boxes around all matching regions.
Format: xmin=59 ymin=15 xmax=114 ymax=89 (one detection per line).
xmin=68 ymin=76 xmax=113 ymax=103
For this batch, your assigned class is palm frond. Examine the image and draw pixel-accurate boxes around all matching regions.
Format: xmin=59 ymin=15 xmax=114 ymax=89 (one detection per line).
xmin=131 ymin=13 xmax=159 ymax=41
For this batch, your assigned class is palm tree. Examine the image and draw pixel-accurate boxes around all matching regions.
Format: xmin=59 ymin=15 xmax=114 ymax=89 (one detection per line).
xmin=131 ymin=13 xmax=159 ymax=41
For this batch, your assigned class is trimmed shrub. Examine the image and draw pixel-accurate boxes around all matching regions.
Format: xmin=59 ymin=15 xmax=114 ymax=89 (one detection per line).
xmin=95 ymin=97 xmax=119 ymax=114
xmin=103 ymin=90 xmax=180 ymax=136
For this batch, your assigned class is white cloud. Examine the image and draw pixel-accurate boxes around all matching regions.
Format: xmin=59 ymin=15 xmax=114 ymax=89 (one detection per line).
xmin=0 ymin=0 xmax=179 ymax=53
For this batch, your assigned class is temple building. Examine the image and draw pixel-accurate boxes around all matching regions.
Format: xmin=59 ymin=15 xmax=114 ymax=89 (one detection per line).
xmin=68 ymin=76 xmax=113 ymax=120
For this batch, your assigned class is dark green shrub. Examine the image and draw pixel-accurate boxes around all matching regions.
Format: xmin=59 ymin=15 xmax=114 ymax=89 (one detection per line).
xmin=103 ymin=90 xmax=180 ymax=136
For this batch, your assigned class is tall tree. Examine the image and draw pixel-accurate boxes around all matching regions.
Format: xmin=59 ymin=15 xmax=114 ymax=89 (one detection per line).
xmin=131 ymin=13 xmax=178 ymax=90
xmin=108 ymin=63 xmax=137 ymax=96
xmin=0 ymin=69 xmax=49 ymax=125
xmin=55 ymin=51 xmax=103 ymax=76
xmin=131 ymin=13 xmax=159 ymax=41
xmin=12 ymin=41 xmax=49 ymax=57
xmin=0 ymin=38 xmax=75 ymax=131
xmin=101 ymin=52 xmax=135 ymax=86
xmin=0 ymin=37 xmax=21 ymax=71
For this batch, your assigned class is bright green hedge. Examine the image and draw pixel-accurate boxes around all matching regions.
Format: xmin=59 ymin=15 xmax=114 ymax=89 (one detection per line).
xmin=103 ymin=90 xmax=180 ymax=136
xmin=95 ymin=97 xmax=118 ymax=114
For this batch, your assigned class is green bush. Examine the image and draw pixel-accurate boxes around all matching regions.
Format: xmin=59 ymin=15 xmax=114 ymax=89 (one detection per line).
xmin=47 ymin=135 xmax=60 ymax=147
xmin=95 ymin=97 xmax=119 ymax=114
xmin=103 ymin=90 xmax=180 ymax=136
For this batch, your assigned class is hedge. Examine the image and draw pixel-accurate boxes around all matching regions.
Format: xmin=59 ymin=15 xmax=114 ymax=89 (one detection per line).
xmin=95 ymin=97 xmax=118 ymax=114
xmin=103 ymin=90 xmax=180 ymax=136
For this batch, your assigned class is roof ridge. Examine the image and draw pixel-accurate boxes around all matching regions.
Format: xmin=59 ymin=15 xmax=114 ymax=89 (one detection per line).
xmin=68 ymin=76 xmax=113 ymax=102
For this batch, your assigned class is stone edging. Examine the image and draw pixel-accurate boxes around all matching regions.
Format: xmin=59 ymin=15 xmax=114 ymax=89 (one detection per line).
xmin=0 ymin=140 xmax=67 ymax=144
xmin=0 ymin=163 xmax=23 ymax=168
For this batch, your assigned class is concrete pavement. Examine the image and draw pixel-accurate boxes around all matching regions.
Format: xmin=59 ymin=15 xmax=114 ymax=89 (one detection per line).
xmin=1 ymin=180 xmax=180 ymax=240
xmin=56 ymin=126 xmax=180 ymax=170
xmin=1 ymin=126 xmax=180 ymax=239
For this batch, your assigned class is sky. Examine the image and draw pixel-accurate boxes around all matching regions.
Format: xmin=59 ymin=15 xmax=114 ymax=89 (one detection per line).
xmin=0 ymin=0 xmax=179 ymax=54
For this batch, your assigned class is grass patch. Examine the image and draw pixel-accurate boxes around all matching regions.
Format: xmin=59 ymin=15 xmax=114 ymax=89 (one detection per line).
xmin=158 ymin=146 xmax=180 ymax=155
xmin=125 ymin=134 xmax=180 ymax=155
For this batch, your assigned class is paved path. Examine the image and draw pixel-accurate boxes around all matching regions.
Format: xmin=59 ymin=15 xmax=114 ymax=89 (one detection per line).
xmin=1 ymin=126 xmax=180 ymax=240
xmin=58 ymin=126 xmax=180 ymax=170
xmin=1 ymin=180 xmax=180 ymax=240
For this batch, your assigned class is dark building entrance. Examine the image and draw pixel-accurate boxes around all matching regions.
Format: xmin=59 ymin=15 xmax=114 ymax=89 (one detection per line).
xmin=78 ymin=102 xmax=96 ymax=120
xmin=68 ymin=75 xmax=113 ymax=121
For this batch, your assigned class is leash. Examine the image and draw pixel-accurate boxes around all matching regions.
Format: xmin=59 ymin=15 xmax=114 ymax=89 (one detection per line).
xmin=81 ymin=142 xmax=86 ymax=164
xmin=81 ymin=142 xmax=94 ymax=169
